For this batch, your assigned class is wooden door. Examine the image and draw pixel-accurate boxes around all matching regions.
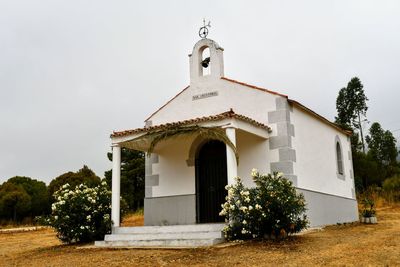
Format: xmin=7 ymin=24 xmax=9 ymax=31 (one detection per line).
xmin=195 ymin=140 xmax=228 ymax=223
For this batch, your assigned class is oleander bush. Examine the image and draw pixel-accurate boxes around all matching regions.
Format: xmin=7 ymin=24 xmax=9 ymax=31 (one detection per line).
xmin=46 ymin=181 xmax=112 ymax=243
xmin=220 ymin=170 xmax=308 ymax=240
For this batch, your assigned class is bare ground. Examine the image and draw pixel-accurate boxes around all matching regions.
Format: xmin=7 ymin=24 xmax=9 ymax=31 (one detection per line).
xmin=1 ymin=206 xmax=400 ymax=267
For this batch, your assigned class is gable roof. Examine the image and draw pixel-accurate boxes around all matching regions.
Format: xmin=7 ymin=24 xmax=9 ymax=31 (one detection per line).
xmin=112 ymin=109 xmax=271 ymax=138
xmin=221 ymin=77 xmax=288 ymax=98
xmin=144 ymin=85 xmax=190 ymax=122
xmin=144 ymin=77 xmax=286 ymax=122
xmin=143 ymin=77 xmax=351 ymax=136
xmin=288 ymin=99 xmax=352 ymax=136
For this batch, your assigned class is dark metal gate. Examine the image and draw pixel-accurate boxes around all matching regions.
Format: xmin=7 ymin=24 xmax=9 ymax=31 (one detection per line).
xmin=195 ymin=140 xmax=228 ymax=223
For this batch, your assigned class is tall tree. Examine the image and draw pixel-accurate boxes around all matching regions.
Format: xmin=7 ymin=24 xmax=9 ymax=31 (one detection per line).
xmin=105 ymin=148 xmax=145 ymax=211
xmin=335 ymin=77 xmax=368 ymax=152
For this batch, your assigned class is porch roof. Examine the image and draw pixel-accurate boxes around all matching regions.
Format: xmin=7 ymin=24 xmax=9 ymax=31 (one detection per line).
xmin=111 ymin=109 xmax=271 ymax=138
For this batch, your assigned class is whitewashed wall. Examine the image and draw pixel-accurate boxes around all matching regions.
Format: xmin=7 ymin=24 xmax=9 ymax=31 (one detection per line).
xmin=151 ymin=137 xmax=195 ymax=197
xmin=236 ymin=130 xmax=270 ymax=187
xmin=147 ymin=77 xmax=278 ymax=128
xmin=291 ymin=106 xmax=355 ymax=199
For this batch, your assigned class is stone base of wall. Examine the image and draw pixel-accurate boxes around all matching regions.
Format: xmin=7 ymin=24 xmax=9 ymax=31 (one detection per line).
xmin=144 ymin=194 xmax=196 ymax=226
xmin=144 ymin=190 xmax=358 ymax=227
xmin=298 ymin=188 xmax=359 ymax=227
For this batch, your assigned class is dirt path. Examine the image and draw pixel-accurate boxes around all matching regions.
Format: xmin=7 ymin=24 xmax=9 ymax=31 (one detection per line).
xmin=1 ymin=206 xmax=399 ymax=266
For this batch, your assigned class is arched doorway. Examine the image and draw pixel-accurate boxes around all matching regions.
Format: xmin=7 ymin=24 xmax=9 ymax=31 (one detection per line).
xmin=195 ymin=140 xmax=228 ymax=223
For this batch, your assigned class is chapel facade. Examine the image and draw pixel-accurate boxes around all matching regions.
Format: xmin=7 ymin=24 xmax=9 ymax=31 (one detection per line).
xmin=109 ymin=37 xmax=358 ymax=229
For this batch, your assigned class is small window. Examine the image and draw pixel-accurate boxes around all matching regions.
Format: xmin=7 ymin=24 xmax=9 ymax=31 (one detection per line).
xmin=336 ymin=142 xmax=344 ymax=175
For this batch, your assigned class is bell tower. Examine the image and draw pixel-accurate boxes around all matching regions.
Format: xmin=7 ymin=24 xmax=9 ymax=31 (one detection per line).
xmin=189 ymin=21 xmax=224 ymax=84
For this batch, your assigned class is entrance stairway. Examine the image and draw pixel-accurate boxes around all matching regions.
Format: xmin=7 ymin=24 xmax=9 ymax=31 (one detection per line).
xmin=94 ymin=223 xmax=225 ymax=248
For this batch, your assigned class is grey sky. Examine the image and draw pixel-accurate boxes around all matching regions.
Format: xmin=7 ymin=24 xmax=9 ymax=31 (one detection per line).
xmin=1 ymin=0 xmax=399 ymax=184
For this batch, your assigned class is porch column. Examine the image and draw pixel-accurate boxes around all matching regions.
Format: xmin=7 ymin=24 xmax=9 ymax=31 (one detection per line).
xmin=225 ymin=127 xmax=237 ymax=185
xmin=111 ymin=145 xmax=121 ymax=228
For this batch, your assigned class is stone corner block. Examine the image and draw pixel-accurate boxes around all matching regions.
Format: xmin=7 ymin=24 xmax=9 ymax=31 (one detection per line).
xmin=145 ymin=175 xmax=159 ymax=187
xmin=276 ymin=97 xmax=289 ymax=110
xmin=279 ymin=148 xmax=296 ymax=162
xmin=269 ymin=135 xmax=292 ymax=150
xmin=270 ymin=161 xmax=294 ymax=175
xmin=277 ymin=122 xmax=295 ymax=137
xmin=150 ymin=153 xmax=159 ymax=163
xmin=145 ymin=186 xmax=153 ymax=198
xmin=268 ymin=109 xmax=290 ymax=124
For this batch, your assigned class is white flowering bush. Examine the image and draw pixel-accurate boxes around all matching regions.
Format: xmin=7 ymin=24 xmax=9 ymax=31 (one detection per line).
xmin=47 ymin=181 xmax=112 ymax=243
xmin=221 ymin=170 xmax=308 ymax=240
xmin=220 ymin=177 xmax=260 ymax=240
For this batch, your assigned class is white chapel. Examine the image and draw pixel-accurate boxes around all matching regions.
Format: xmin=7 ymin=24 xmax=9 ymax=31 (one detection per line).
xmin=97 ymin=31 xmax=359 ymax=247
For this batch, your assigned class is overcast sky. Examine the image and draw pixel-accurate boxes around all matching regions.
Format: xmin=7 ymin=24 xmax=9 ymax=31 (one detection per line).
xmin=1 ymin=0 xmax=399 ymax=184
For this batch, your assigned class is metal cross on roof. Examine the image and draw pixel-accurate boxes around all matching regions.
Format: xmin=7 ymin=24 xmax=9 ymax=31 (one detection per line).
xmin=199 ymin=19 xmax=211 ymax=39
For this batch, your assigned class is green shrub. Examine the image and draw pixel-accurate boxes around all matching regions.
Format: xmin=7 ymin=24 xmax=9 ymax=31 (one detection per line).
xmin=220 ymin=171 xmax=308 ymax=240
xmin=383 ymin=175 xmax=400 ymax=192
xmin=46 ymin=181 xmax=112 ymax=243
xmin=382 ymin=175 xmax=400 ymax=202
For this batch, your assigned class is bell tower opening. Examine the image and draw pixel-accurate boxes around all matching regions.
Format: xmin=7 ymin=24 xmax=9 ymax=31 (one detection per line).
xmin=201 ymin=47 xmax=211 ymax=76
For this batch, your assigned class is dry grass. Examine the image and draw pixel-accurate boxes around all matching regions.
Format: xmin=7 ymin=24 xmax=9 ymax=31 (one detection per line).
xmin=121 ymin=210 xmax=144 ymax=227
xmin=1 ymin=205 xmax=400 ymax=267
xmin=359 ymin=189 xmax=399 ymax=208
xmin=0 ymin=217 xmax=36 ymax=230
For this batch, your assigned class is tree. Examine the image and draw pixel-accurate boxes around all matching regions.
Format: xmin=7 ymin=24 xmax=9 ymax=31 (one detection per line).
xmin=6 ymin=176 xmax=49 ymax=216
xmin=335 ymin=77 xmax=368 ymax=152
xmin=365 ymin=122 xmax=399 ymax=185
xmin=352 ymin=151 xmax=382 ymax=190
xmin=105 ymin=148 xmax=145 ymax=211
xmin=336 ymin=87 xmax=354 ymax=127
xmin=366 ymin=122 xmax=398 ymax=166
xmin=350 ymin=132 xmax=363 ymax=154
xmin=0 ymin=183 xmax=31 ymax=221
xmin=48 ymin=165 xmax=101 ymax=203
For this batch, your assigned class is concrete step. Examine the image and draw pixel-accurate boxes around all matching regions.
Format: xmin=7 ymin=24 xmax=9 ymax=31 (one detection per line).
xmin=113 ymin=223 xmax=225 ymax=234
xmin=95 ymin=223 xmax=226 ymax=248
xmin=104 ymin=230 xmax=223 ymax=241
xmin=95 ymin=238 xmax=224 ymax=248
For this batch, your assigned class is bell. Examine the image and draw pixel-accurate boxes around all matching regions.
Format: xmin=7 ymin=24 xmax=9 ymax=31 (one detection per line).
xmin=201 ymin=57 xmax=210 ymax=68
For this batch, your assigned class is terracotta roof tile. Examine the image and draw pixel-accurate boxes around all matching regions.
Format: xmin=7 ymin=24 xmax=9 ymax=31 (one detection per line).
xmin=112 ymin=109 xmax=271 ymax=138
